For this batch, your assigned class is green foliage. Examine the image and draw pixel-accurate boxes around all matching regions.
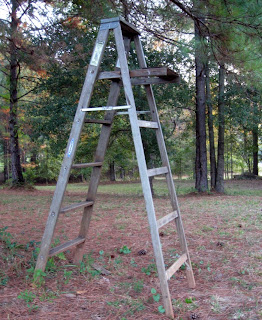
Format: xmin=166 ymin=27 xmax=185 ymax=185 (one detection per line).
xmin=130 ymin=258 xmax=138 ymax=267
xmin=151 ymin=288 xmax=160 ymax=302
xmin=18 ymin=290 xmax=36 ymax=303
xmin=79 ymin=254 xmax=101 ymax=277
xmin=150 ymin=288 xmax=165 ymax=314
xmin=18 ymin=290 xmax=39 ymax=312
xmin=33 ymin=269 xmax=47 ymax=287
xmin=0 ymin=271 xmax=8 ymax=286
xmin=158 ymin=305 xmax=165 ymax=314
xmin=119 ymin=245 xmax=131 ymax=254
xmin=63 ymin=269 xmax=73 ymax=284
xmin=133 ymin=280 xmax=144 ymax=293
xmin=141 ymin=263 xmax=157 ymax=276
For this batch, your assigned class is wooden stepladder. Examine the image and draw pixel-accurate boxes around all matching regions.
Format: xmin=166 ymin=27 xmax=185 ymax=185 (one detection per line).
xmin=35 ymin=17 xmax=195 ymax=319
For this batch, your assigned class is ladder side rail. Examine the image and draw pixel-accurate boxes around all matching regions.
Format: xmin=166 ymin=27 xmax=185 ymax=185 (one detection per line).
xmin=35 ymin=28 xmax=110 ymax=273
xmin=114 ymin=25 xmax=174 ymax=319
xmin=73 ymin=36 xmax=132 ymax=263
xmin=134 ymin=35 xmax=195 ymax=289
xmin=133 ymin=35 xmax=179 ymax=208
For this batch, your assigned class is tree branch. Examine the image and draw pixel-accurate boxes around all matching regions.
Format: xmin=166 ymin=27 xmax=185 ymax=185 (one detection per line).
xmin=19 ymin=0 xmax=32 ymax=20
xmin=17 ymin=87 xmax=37 ymax=100
xmin=0 ymin=83 xmax=9 ymax=91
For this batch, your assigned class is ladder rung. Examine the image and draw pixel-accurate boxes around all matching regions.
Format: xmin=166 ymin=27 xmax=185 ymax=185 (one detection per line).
xmin=147 ymin=166 xmax=169 ymax=177
xmin=138 ymin=120 xmax=158 ymax=129
xmin=166 ymin=253 xmax=188 ymax=280
xmin=60 ymin=201 xmax=94 ymax=214
xmin=85 ymin=119 xmax=112 ymax=125
xmin=72 ymin=162 xmax=103 ymax=169
xmin=157 ymin=211 xmax=178 ymax=229
xmin=49 ymin=237 xmax=85 ymax=257
xmin=81 ymin=105 xmax=131 ymax=112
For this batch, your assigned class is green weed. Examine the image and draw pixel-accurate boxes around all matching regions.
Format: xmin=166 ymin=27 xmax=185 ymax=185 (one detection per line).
xmin=119 ymin=245 xmax=131 ymax=254
xmin=79 ymin=254 xmax=100 ymax=277
xmin=33 ymin=269 xmax=47 ymax=287
xmin=141 ymin=263 xmax=157 ymax=276
xmin=63 ymin=269 xmax=73 ymax=284
xmin=107 ymin=298 xmax=145 ymax=316
xmin=133 ymin=280 xmax=144 ymax=293
xmin=130 ymin=258 xmax=138 ymax=267
xmin=18 ymin=290 xmax=38 ymax=312
xmin=172 ymin=297 xmax=198 ymax=314
xmin=150 ymin=288 xmax=165 ymax=314
xmin=151 ymin=288 xmax=160 ymax=302
xmin=0 ymin=271 xmax=8 ymax=286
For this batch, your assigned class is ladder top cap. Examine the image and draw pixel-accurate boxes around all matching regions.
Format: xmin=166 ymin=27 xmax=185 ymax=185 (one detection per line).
xmin=100 ymin=16 xmax=141 ymax=36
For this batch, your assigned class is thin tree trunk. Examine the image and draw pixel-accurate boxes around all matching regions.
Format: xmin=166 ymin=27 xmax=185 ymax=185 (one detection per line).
xmin=194 ymin=20 xmax=208 ymax=192
xmin=215 ymin=64 xmax=225 ymax=192
xmin=243 ymin=131 xmax=251 ymax=173
xmin=230 ymin=135 xmax=233 ymax=179
xmin=205 ymin=63 xmax=216 ymax=189
xmin=9 ymin=0 xmax=24 ymax=186
xmin=3 ymin=138 xmax=10 ymax=181
xmin=252 ymin=103 xmax=259 ymax=176
xmin=109 ymin=161 xmax=116 ymax=181
xmin=252 ymin=128 xmax=258 ymax=176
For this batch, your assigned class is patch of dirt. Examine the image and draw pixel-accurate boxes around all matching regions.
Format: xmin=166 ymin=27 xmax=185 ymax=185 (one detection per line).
xmin=0 ymin=180 xmax=261 ymax=319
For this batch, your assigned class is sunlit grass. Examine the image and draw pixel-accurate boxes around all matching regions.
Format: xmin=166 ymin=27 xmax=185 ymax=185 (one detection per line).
xmin=34 ymin=178 xmax=262 ymax=197
xmin=35 ymin=179 xmax=196 ymax=196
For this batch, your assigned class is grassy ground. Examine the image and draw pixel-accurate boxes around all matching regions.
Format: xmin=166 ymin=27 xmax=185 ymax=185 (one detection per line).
xmin=35 ymin=178 xmax=262 ymax=196
xmin=0 ymin=179 xmax=261 ymax=319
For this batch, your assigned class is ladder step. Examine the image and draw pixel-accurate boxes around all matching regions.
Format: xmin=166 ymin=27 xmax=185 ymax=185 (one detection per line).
xmin=72 ymin=162 xmax=103 ymax=169
xmin=138 ymin=120 xmax=158 ymax=129
xmin=85 ymin=119 xmax=112 ymax=125
xmin=157 ymin=211 xmax=178 ymax=229
xmin=166 ymin=253 xmax=188 ymax=280
xmin=49 ymin=237 xmax=85 ymax=257
xmin=60 ymin=201 xmax=94 ymax=214
xmin=147 ymin=166 xmax=169 ymax=177
xmin=81 ymin=105 xmax=131 ymax=112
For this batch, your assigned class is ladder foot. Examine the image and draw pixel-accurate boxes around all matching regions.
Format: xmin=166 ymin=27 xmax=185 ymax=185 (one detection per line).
xmin=73 ymin=243 xmax=85 ymax=265
xmin=186 ymin=268 xmax=196 ymax=289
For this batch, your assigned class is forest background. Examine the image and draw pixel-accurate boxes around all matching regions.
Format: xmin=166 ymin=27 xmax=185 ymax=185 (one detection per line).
xmin=0 ymin=0 xmax=261 ymax=192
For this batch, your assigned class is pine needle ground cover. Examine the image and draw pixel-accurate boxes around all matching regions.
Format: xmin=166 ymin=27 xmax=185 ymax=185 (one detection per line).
xmin=0 ymin=179 xmax=261 ymax=319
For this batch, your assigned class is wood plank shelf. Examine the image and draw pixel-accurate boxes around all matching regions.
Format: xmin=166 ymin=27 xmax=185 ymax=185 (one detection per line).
xmin=60 ymin=201 xmax=94 ymax=214
xmin=98 ymin=67 xmax=179 ymax=84
xmin=49 ymin=237 xmax=85 ymax=257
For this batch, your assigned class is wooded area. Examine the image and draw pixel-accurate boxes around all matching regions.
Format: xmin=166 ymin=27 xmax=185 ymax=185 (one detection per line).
xmin=0 ymin=0 xmax=261 ymax=191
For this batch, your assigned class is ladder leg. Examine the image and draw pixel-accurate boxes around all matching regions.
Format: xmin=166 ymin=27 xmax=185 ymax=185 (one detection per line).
xmin=134 ymin=35 xmax=195 ymax=289
xmin=73 ymin=81 xmax=121 ymax=264
xmin=114 ymin=25 xmax=174 ymax=318
xmin=34 ymin=28 xmax=110 ymax=273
